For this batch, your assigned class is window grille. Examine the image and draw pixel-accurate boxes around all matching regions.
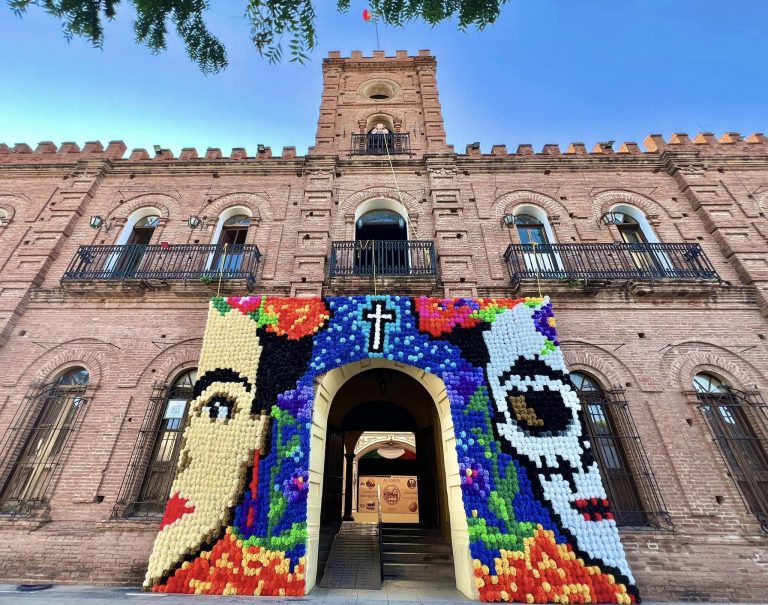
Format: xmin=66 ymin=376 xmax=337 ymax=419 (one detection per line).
xmin=112 ymin=377 xmax=194 ymax=518
xmin=696 ymin=386 xmax=768 ymax=531
xmin=0 ymin=380 xmax=89 ymax=516
xmin=572 ymin=375 xmax=673 ymax=530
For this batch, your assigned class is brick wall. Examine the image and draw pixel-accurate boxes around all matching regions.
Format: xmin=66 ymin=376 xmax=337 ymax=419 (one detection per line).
xmin=0 ymin=51 xmax=766 ymax=600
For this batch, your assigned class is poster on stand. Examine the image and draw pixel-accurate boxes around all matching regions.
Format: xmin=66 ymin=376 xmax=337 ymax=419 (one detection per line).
xmin=358 ymin=475 xmax=418 ymax=516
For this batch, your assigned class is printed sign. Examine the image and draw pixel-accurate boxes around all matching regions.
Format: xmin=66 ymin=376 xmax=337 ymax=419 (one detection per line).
xmin=358 ymin=475 xmax=418 ymax=516
xmin=164 ymin=399 xmax=187 ymax=420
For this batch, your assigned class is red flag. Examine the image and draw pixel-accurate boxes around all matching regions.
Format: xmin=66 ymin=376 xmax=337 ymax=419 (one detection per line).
xmin=362 ymin=8 xmax=372 ymax=21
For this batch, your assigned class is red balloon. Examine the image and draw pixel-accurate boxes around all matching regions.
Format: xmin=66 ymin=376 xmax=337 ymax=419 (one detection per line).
xmin=362 ymin=8 xmax=372 ymax=21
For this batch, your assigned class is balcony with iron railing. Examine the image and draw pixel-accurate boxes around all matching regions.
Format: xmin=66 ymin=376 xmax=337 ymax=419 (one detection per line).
xmin=327 ymin=240 xmax=438 ymax=294
xmin=503 ymin=242 xmax=720 ymax=294
xmin=61 ymin=243 xmax=262 ymax=291
xmin=351 ymin=133 xmax=411 ymax=155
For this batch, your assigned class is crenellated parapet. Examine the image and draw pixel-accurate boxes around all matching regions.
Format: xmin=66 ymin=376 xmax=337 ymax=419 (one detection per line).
xmin=0 ymin=141 xmax=303 ymax=164
xmin=2 ymin=131 xmax=768 ymax=166
xmin=460 ymin=132 xmax=768 ymax=157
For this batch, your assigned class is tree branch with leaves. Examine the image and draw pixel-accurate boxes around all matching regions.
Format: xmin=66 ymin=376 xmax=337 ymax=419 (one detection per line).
xmin=8 ymin=0 xmax=509 ymax=73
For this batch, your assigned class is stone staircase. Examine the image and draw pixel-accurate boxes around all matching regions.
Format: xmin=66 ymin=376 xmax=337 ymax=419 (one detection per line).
xmin=319 ymin=522 xmax=381 ymax=590
xmin=381 ymin=523 xmax=454 ymax=581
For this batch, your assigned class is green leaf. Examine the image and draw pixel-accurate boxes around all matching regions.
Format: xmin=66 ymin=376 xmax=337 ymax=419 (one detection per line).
xmin=10 ymin=0 xmax=513 ymax=72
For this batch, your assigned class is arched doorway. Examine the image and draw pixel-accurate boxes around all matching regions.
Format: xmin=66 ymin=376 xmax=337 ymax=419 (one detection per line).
xmin=320 ymin=370 xmax=441 ymax=529
xmin=306 ymin=360 xmax=475 ymax=598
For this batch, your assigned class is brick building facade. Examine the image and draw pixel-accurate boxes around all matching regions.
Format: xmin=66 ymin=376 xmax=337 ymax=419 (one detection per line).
xmin=0 ymin=50 xmax=767 ymax=600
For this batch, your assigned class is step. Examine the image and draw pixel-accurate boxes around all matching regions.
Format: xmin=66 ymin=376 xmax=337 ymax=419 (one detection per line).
xmin=381 ymin=525 xmax=441 ymax=532
xmin=383 ymin=562 xmax=455 ymax=579
xmin=381 ymin=541 xmax=452 ymax=554
xmin=381 ymin=533 xmax=443 ymax=544
xmin=383 ymin=551 xmax=453 ymax=564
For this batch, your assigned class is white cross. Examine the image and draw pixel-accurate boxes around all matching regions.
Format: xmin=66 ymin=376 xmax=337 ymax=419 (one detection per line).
xmin=363 ymin=300 xmax=396 ymax=352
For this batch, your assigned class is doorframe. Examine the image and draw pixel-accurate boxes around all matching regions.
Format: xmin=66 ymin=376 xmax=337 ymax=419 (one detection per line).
xmin=306 ymin=358 xmax=476 ymax=599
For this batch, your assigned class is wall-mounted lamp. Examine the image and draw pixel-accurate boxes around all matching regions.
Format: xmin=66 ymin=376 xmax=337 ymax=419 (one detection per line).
xmin=153 ymin=144 xmax=162 ymax=156
xmin=257 ymin=144 xmax=266 ymax=153
xmin=89 ymin=215 xmax=112 ymax=231
xmin=501 ymin=213 xmax=517 ymax=227
xmin=598 ymin=212 xmax=626 ymax=226
xmin=188 ymin=215 xmax=203 ymax=229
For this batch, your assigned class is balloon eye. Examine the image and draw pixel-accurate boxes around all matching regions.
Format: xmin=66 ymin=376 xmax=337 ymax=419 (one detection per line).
xmin=201 ymin=396 xmax=235 ymax=421
xmin=507 ymin=394 xmax=544 ymax=428
xmin=501 ymin=378 xmax=573 ymax=437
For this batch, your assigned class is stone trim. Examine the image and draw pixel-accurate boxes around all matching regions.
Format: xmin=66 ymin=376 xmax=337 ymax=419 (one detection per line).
xmin=492 ymin=190 xmax=567 ymax=223
xmin=660 ymin=342 xmax=766 ymax=392
xmin=592 ymin=189 xmax=672 ymax=224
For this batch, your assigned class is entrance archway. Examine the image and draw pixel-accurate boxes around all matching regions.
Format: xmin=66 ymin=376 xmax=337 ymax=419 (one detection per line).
xmin=306 ymin=359 xmax=475 ymax=598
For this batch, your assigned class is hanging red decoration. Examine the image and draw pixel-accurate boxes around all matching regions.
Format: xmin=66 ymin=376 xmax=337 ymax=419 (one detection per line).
xmin=362 ymin=9 xmax=372 ymax=22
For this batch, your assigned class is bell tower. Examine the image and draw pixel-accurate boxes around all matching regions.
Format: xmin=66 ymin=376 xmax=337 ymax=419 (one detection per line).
xmin=310 ymin=50 xmax=450 ymax=156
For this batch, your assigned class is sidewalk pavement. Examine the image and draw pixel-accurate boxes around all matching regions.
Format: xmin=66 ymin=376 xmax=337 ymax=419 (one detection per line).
xmin=0 ymin=581 xmax=467 ymax=605
xmin=0 ymin=583 xmax=764 ymax=605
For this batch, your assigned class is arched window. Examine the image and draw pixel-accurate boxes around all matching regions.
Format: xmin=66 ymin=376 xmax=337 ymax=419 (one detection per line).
xmin=513 ymin=213 xmax=549 ymax=245
xmin=571 ymin=372 xmax=648 ymax=527
xmin=127 ymin=369 xmax=197 ymax=517
xmin=208 ymin=208 xmax=253 ymax=274
xmin=111 ymin=208 xmax=161 ymax=278
xmin=607 ymin=204 xmax=671 ymax=275
xmin=571 ymin=371 xmax=671 ymax=528
xmin=0 ymin=367 xmax=90 ymax=516
xmin=693 ymin=372 xmax=768 ymax=528
xmin=612 ymin=212 xmax=647 ymax=244
xmin=512 ymin=206 xmax=560 ymax=272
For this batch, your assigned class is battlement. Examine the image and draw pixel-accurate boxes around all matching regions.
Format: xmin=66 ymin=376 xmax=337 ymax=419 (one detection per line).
xmin=1 ymin=132 xmax=767 ymax=166
xmin=0 ymin=141 xmax=302 ymax=164
xmin=324 ymin=49 xmax=433 ymax=62
xmin=461 ymin=132 xmax=768 ymax=157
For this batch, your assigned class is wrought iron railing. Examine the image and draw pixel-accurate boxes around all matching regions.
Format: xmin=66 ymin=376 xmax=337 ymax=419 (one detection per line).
xmin=329 ymin=240 xmax=437 ymax=278
xmin=696 ymin=387 xmax=768 ymax=531
xmin=578 ymin=385 xmax=673 ymax=530
xmin=0 ymin=381 xmax=89 ymax=516
xmin=351 ymin=133 xmax=411 ymax=155
xmin=112 ymin=383 xmax=191 ymax=519
xmin=62 ymin=243 xmax=261 ymax=285
xmin=504 ymin=242 xmax=719 ymax=284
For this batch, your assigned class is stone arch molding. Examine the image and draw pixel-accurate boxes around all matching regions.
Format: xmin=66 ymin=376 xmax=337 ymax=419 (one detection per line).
xmin=26 ymin=343 xmax=112 ymax=388
xmin=0 ymin=194 xmax=24 ymax=222
xmin=205 ymin=192 xmax=273 ymax=223
xmin=108 ymin=193 xmax=178 ymax=222
xmin=306 ymin=358 xmax=475 ymax=598
xmin=492 ymin=190 xmax=568 ymax=223
xmin=340 ymin=187 xmax=423 ymax=236
xmin=354 ymin=107 xmax=403 ymax=133
xmin=592 ymin=190 xmax=674 ymax=224
xmin=660 ymin=341 xmax=766 ymax=392
xmin=355 ymin=437 xmax=416 ymax=458
xmin=561 ymin=340 xmax=644 ymax=391
xmin=122 ymin=339 xmax=203 ymax=389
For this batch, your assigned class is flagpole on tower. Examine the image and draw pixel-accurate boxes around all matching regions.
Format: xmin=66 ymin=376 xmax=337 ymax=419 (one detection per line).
xmin=363 ymin=8 xmax=379 ymax=51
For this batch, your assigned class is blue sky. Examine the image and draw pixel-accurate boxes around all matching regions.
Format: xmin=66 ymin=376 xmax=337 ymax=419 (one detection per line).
xmin=0 ymin=1 xmax=766 ymax=155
